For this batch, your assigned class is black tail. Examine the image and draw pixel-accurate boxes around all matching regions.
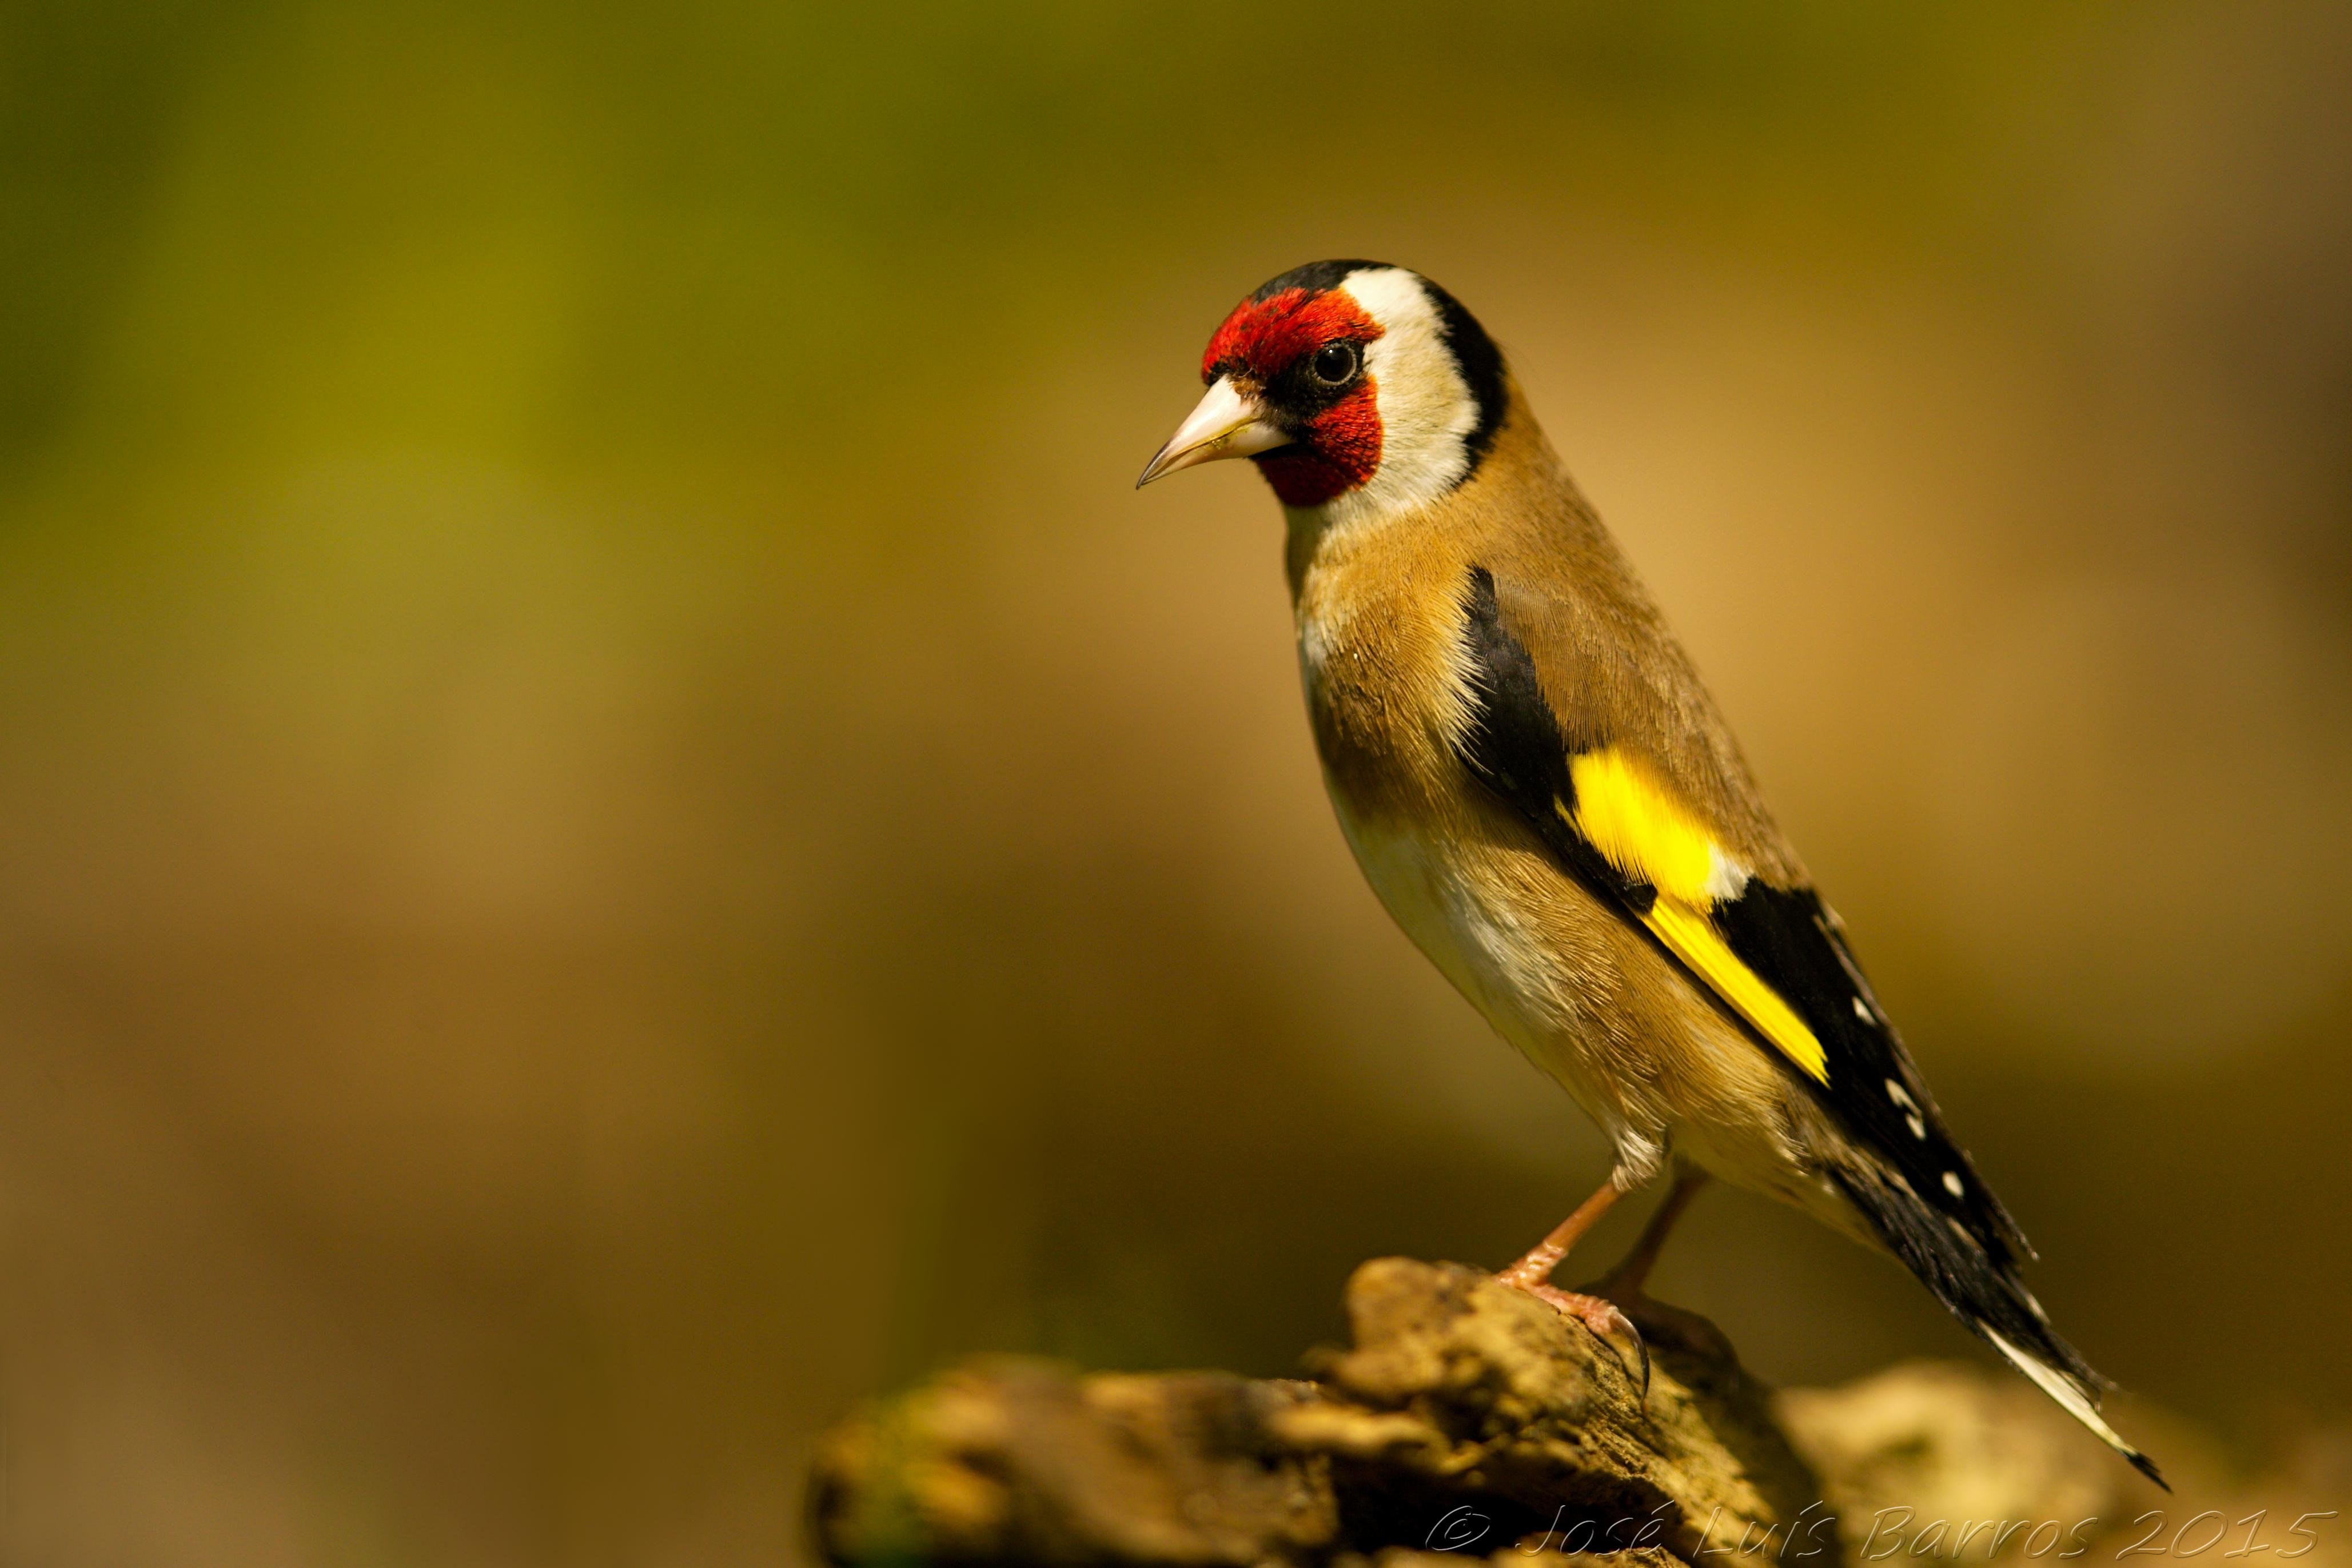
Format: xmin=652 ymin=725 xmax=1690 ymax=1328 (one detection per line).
xmin=1833 ymin=1164 xmax=2167 ymax=1490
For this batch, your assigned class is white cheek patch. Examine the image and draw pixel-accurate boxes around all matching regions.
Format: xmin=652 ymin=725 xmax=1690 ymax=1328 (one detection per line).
xmin=1318 ymin=268 xmax=1482 ymax=529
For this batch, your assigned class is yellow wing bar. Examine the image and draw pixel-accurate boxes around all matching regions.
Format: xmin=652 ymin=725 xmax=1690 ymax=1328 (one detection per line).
xmin=1641 ymin=899 xmax=1829 ymax=1084
xmin=1567 ymin=749 xmax=1719 ymax=903
xmin=1560 ymin=748 xmax=1830 ymax=1085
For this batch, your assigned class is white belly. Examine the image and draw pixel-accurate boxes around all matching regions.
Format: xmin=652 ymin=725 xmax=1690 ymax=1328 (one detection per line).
xmin=1324 ymin=787 xmax=1864 ymax=1223
xmin=1327 ymin=792 xmax=1672 ymax=1176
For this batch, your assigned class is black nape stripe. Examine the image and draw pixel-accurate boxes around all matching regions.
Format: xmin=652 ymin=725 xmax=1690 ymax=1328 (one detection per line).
xmin=1413 ymin=276 xmax=1506 ymax=464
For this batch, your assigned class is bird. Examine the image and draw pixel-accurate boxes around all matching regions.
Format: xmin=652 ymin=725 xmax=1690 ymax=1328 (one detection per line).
xmin=1136 ymin=259 xmax=2164 ymax=1487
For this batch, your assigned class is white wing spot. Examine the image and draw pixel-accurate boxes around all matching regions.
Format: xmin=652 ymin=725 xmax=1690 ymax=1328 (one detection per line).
xmin=1884 ymin=1079 xmax=1919 ymax=1113
xmin=1907 ymin=1114 xmax=1927 ymax=1139
xmin=1943 ymin=1171 xmax=1965 ymax=1198
xmin=1852 ymin=997 xmax=1873 ymax=1022
xmin=1703 ymin=848 xmax=1752 ymax=903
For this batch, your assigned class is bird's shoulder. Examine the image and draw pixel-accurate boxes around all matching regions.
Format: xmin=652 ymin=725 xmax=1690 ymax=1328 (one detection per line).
xmin=1442 ymin=424 xmax=1799 ymax=883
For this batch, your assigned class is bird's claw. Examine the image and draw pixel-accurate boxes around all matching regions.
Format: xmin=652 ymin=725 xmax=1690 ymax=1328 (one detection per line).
xmin=1510 ymin=1281 xmax=1651 ymax=1401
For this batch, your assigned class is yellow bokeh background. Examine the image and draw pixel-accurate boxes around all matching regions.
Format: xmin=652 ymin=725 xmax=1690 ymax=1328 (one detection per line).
xmin=2 ymin=2 xmax=2347 ymax=1561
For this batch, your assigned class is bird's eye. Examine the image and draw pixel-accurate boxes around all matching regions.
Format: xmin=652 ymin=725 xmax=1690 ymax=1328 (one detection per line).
xmin=1310 ymin=342 xmax=1359 ymax=385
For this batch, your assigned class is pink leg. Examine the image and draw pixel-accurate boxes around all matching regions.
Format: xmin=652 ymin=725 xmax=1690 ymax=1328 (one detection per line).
xmin=1494 ymin=1180 xmax=1650 ymax=1394
xmin=1590 ymin=1169 xmax=1709 ymax=1297
xmin=1582 ymin=1170 xmax=1728 ymax=1374
xmin=1496 ymin=1179 xmax=1622 ymax=1290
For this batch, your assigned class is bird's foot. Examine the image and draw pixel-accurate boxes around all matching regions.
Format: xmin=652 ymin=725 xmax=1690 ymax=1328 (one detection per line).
xmin=1576 ymin=1272 xmax=1734 ymax=1364
xmin=1501 ymin=1279 xmax=1651 ymax=1401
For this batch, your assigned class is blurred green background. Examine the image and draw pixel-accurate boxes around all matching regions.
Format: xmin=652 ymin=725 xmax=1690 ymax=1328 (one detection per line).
xmin=3 ymin=1 xmax=2349 ymax=1561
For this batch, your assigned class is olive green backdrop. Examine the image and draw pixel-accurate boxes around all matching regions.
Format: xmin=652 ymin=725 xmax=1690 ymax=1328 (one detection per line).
xmin=2 ymin=1 xmax=2347 ymax=1562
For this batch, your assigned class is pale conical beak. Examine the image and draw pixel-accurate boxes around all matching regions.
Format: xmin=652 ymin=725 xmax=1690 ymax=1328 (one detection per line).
xmin=1135 ymin=377 xmax=1291 ymax=488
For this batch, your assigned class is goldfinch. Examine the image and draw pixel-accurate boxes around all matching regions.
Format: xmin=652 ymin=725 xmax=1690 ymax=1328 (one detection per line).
xmin=1138 ymin=260 xmax=2163 ymax=1486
